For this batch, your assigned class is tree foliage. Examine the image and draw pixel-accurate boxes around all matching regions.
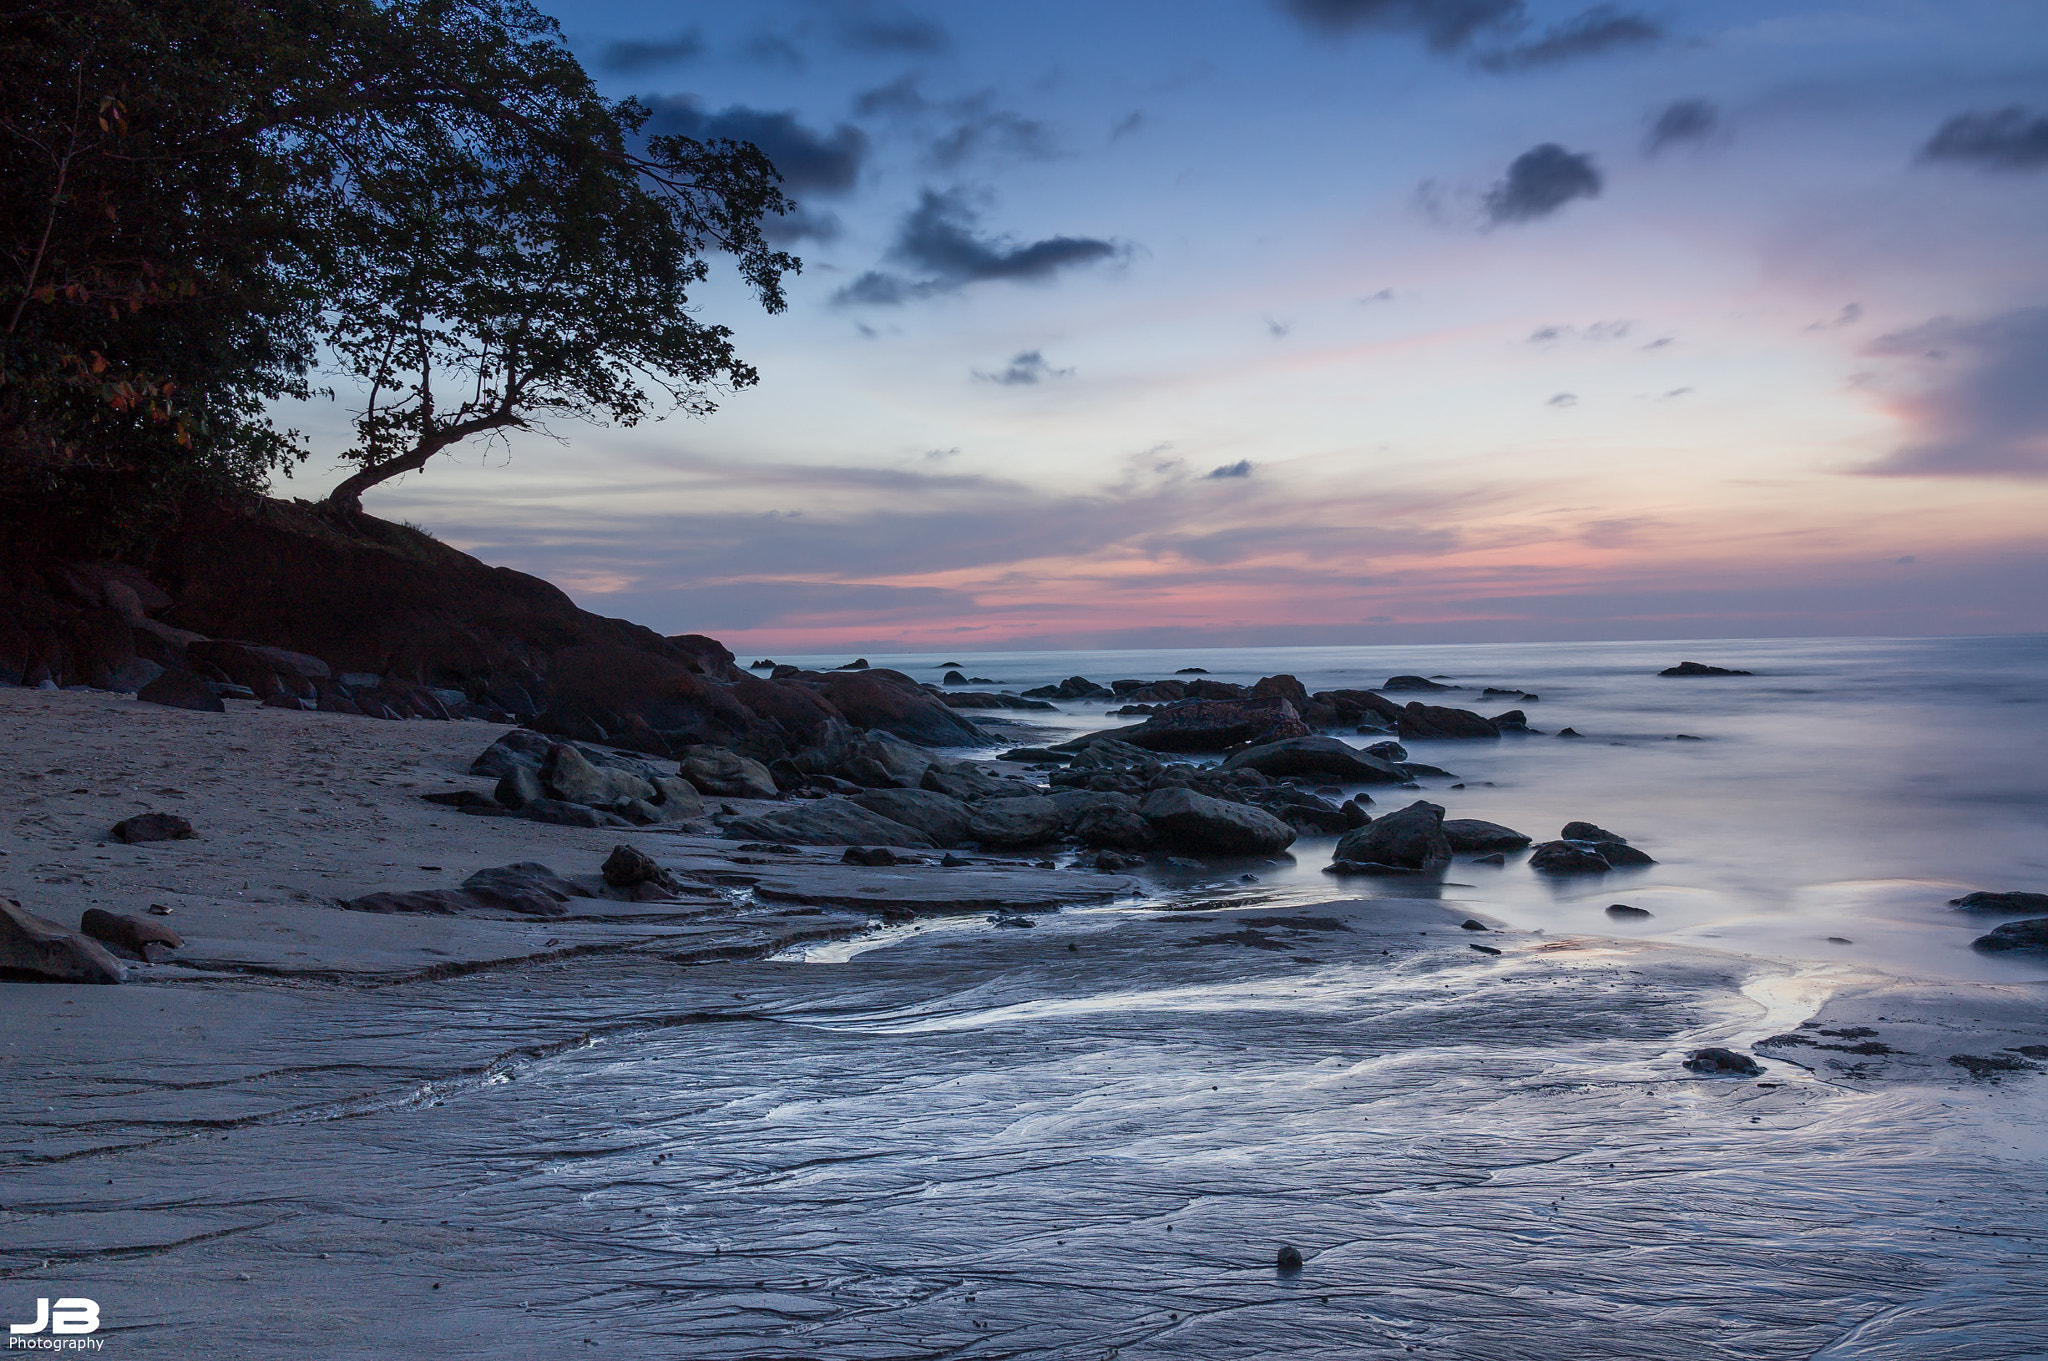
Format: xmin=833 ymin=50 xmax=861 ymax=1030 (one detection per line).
xmin=0 ymin=0 xmax=797 ymax=512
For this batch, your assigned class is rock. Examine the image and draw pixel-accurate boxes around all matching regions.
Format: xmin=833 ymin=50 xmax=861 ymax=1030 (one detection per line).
xmin=0 ymin=899 xmax=128 ymax=983
xmin=852 ymin=788 xmax=974 ymax=846
xmin=1331 ymin=800 xmax=1449 ymax=870
xmin=1218 ymin=735 xmax=1407 ymax=783
xmin=1250 ymin=674 xmax=1312 ymax=709
xmin=600 ymin=845 xmax=677 ymax=892
xmin=679 ymin=747 xmax=779 ymax=800
xmin=469 ymin=730 xmax=550 ymax=779
xmin=1606 ymin=903 xmax=1652 ymax=918
xmin=836 ymin=658 xmax=870 ymax=669
xmin=543 ymin=744 xmax=658 ymax=806
xmin=1529 ymin=841 xmax=1611 ymax=874
xmin=1364 ymin=741 xmax=1407 ymax=762
xmin=651 ymin=776 xmax=706 ymax=820
xmin=522 ymin=798 xmax=619 ymax=828
xmin=1595 ymin=841 xmax=1656 ymax=867
xmin=999 ymin=747 xmax=1071 ymax=764
xmin=967 ymin=796 xmax=1067 ymax=848
xmin=1340 ymin=797 xmax=1373 ymax=828
xmin=1107 ymin=696 xmax=1313 ymax=753
xmin=942 ymin=670 xmax=967 ymax=685
xmin=1684 ymin=1047 xmax=1763 ymax=1076
xmin=835 ymin=731 xmax=933 ymax=789
xmin=136 ymin=669 xmax=226 ymax=712
xmin=1175 ymin=667 xmax=1209 ymax=674
xmin=1561 ymin=820 xmax=1624 ymax=842
xmin=1471 ymin=852 xmax=1505 ymax=867
xmin=186 ymin=640 xmax=332 ymax=697
xmin=1140 ymin=787 xmax=1297 ymax=855
xmin=842 ymin=846 xmax=905 ymax=867
xmin=420 ymin=789 xmax=495 ymax=809
xmin=1070 ymin=803 xmax=1156 ymax=851
xmin=808 ymin=668 xmax=985 ymax=746
xmin=937 ymin=691 xmax=1058 ymax=711
xmin=723 ymin=798 xmax=935 ymax=849
xmin=1557 ymin=727 xmax=1583 ymax=738
xmin=1948 ymin=1053 xmax=2041 ymax=1076
xmin=1275 ymin=1244 xmax=1304 ymax=1272
xmin=921 ymin=761 xmax=1043 ymax=802
xmin=1381 ymin=675 xmax=1451 ymax=691
xmin=1441 ymin=819 xmax=1532 ymax=853
xmin=78 ymin=908 xmax=183 ymax=961
xmin=494 ymin=766 xmax=544 ymax=810
xmin=1950 ymin=890 xmax=2048 ymax=913
xmin=1973 ymin=918 xmax=2048 ymax=952
xmin=1660 ymin=661 xmax=1753 ymax=677
xmin=1490 ymin=709 xmax=1530 ymax=730
xmin=1459 ymin=918 xmax=1490 ymax=931
xmin=109 ymin=812 xmax=196 ymax=844
xmin=1020 ymin=676 xmax=1114 ymax=700
xmin=1396 ymin=702 xmax=1499 ymax=740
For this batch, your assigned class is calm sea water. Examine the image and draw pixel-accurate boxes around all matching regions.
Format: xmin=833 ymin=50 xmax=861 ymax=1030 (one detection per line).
xmin=770 ymin=636 xmax=2048 ymax=984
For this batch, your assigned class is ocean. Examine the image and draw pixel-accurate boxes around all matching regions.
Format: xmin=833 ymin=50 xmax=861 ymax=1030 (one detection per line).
xmin=766 ymin=634 xmax=2048 ymax=985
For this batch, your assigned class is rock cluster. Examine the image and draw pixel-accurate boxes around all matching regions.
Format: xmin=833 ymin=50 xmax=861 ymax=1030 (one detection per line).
xmin=1527 ymin=822 xmax=1656 ymax=875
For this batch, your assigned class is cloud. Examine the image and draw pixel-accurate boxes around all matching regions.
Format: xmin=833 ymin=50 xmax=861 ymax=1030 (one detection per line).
xmin=1484 ymin=144 xmax=1602 ymax=224
xmin=1861 ymin=309 xmax=2048 ymax=477
xmin=854 ymin=76 xmax=1057 ymax=168
xmin=1275 ymin=0 xmax=1661 ymax=67
xmin=1645 ymin=98 xmax=1719 ymax=154
xmin=975 ymin=350 xmax=1073 ymax=385
xmin=1357 ymin=288 xmax=1396 ymax=304
xmin=1547 ymin=392 xmax=1578 ymax=407
xmin=1806 ymin=303 xmax=1862 ymax=332
xmin=1110 ymin=111 xmax=1146 ymax=141
xmin=1529 ymin=320 xmax=1632 ymax=343
xmin=1918 ymin=107 xmax=2048 ymax=171
xmin=1265 ymin=318 xmax=1293 ymax=338
xmin=1476 ymin=7 xmax=1662 ymax=71
xmin=834 ymin=188 xmax=1120 ymax=304
xmin=1205 ymin=460 xmax=1254 ymax=479
xmin=643 ymin=100 xmax=867 ymax=195
xmin=761 ymin=205 xmax=844 ymax=245
xmin=835 ymin=11 xmax=950 ymax=55
xmin=601 ymin=28 xmax=704 ymax=74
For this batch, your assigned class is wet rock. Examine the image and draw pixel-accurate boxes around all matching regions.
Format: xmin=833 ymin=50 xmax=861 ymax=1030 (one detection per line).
xmin=922 ymin=761 xmax=1043 ymax=802
xmin=1596 ymin=841 xmax=1657 ymax=867
xmin=0 ymin=899 xmax=128 ymax=983
xmin=1684 ymin=1047 xmax=1763 ymax=1076
xmin=136 ymin=669 xmax=226 ymax=712
xmin=544 ymin=743 xmax=658 ymax=806
xmin=1276 ymin=1245 xmax=1304 ymax=1272
xmin=1529 ymin=841 xmax=1612 ymax=874
xmin=1380 ymin=675 xmax=1451 ymax=691
xmin=1140 ymin=787 xmax=1297 ymax=855
xmin=465 ymin=863 xmax=592 ymax=912
xmin=1949 ymin=1053 xmax=2041 ymax=1076
xmin=1459 ymin=919 xmax=1490 ymax=931
xmin=78 ymin=908 xmax=183 ymax=961
xmin=1070 ymin=803 xmax=1157 ymax=851
xmin=1606 ymin=903 xmax=1652 ymax=918
xmin=1250 ymin=674 xmax=1312 ymax=710
xmin=468 ymin=729 xmax=551 ymax=780
xmin=1972 ymin=918 xmax=2048 ymax=953
xmin=939 ymin=691 xmax=1058 ymax=711
xmin=842 ymin=846 xmax=904 ymax=867
xmin=852 ymin=788 xmax=973 ymax=847
xmin=942 ymin=670 xmax=968 ymax=685
xmin=989 ymin=912 xmax=1036 ymax=928
xmin=1471 ymin=852 xmax=1505 ymax=867
xmin=1091 ymin=849 xmax=1143 ymax=872
xmin=724 ymin=798 xmax=935 ymax=849
xmin=1108 ymin=696 xmax=1313 ymax=753
xmin=967 ymin=796 xmax=1067 ymax=848
xmin=420 ymin=789 xmax=495 ymax=809
xmin=1470 ymin=943 xmax=1502 ymax=955
xmin=650 ymin=776 xmax=706 ymax=821
xmin=494 ymin=766 xmax=543 ymax=810
xmin=522 ymin=798 xmax=621 ymax=828
xmin=1340 ymin=796 xmax=1373 ymax=828
xmin=1396 ymin=702 xmax=1499 ymax=740
xmin=1218 ymin=735 xmax=1407 ymax=784
xmin=1950 ymin=890 xmax=2048 ymax=913
xmin=1660 ymin=661 xmax=1753 ymax=677
xmin=1021 ymin=676 xmax=1114 ymax=700
xmin=680 ymin=747 xmax=779 ymax=800
xmin=1441 ymin=819 xmax=1532 ymax=853
xmin=1331 ymin=800 xmax=1449 ymax=870
xmin=809 ymin=668 xmax=985 ymax=746
xmin=1557 ymin=727 xmax=1583 ymax=738
xmin=1000 ymin=747 xmax=1071 ymax=764
xmin=834 ymin=731 xmax=933 ymax=789
xmin=601 ymin=845 xmax=678 ymax=892
xmin=109 ymin=812 xmax=196 ymax=844
xmin=1561 ymin=820 xmax=1624 ymax=842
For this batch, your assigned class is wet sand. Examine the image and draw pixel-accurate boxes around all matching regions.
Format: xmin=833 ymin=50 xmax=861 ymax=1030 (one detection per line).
xmin=2 ymin=688 xmax=2045 ymax=1357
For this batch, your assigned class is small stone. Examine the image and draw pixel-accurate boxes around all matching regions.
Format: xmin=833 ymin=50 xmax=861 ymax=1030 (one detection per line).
xmin=1276 ymin=1245 xmax=1304 ymax=1272
xmin=1459 ymin=919 xmax=1489 ymax=931
xmin=110 ymin=812 xmax=195 ymax=844
xmin=1469 ymin=943 xmax=1502 ymax=955
xmin=1684 ymin=1047 xmax=1763 ymax=1076
xmin=1605 ymin=903 xmax=1652 ymax=918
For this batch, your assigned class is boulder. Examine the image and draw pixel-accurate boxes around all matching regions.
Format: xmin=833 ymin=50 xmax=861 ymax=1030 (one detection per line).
xmin=1684 ymin=1047 xmax=1763 ymax=1076
xmin=1381 ymin=675 xmax=1451 ymax=691
xmin=1218 ymin=735 xmax=1407 ymax=783
xmin=921 ymin=761 xmax=1043 ymax=802
xmin=1441 ymin=819 xmax=1532 ymax=853
xmin=543 ymin=744 xmax=658 ymax=806
xmin=1331 ymin=800 xmax=1449 ymax=870
xmin=852 ymin=788 xmax=974 ymax=847
xmin=1973 ymin=918 xmax=2048 ymax=953
xmin=650 ymin=776 xmax=706 ymax=820
xmin=808 ymin=668 xmax=985 ymax=746
xmin=1950 ymin=890 xmax=2048 ymax=913
xmin=600 ymin=845 xmax=678 ymax=892
xmin=679 ymin=747 xmax=778 ymax=800
xmin=1660 ymin=662 xmax=1753 ymax=677
xmin=78 ymin=908 xmax=184 ymax=961
xmin=1596 ymin=841 xmax=1656 ymax=867
xmin=465 ymin=863 xmax=592 ymax=910
xmin=1250 ymin=674 xmax=1312 ymax=709
xmin=1561 ymin=820 xmax=1624 ymax=842
xmin=1315 ymin=689 xmax=1404 ymax=726
xmin=723 ymin=798 xmax=935 ymax=848
xmin=836 ymin=731 xmax=934 ymax=789
xmin=940 ymin=691 xmax=1058 ymax=711
xmin=1529 ymin=841 xmax=1612 ymax=874
xmin=1140 ymin=787 xmax=1297 ymax=855
xmin=0 ymin=899 xmax=127 ymax=983
xmin=1108 ymin=696 xmax=1313 ymax=753
xmin=109 ymin=812 xmax=196 ymax=844
xmin=186 ymin=639 xmax=331 ymax=699
xmin=136 ymin=669 xmax=226 ymax=713
xmin=522 ymin=799 xmax=619 ymax=828
xmin=1397 ymin=703 xmax=1499 ymax=740
xmin=1070 ymin=803 xmax=1156 ymax=851
xmin=967 ymin=796 xmax=1067 ymax=848
xmin=494 ymin=766 xmax=543 ymax=810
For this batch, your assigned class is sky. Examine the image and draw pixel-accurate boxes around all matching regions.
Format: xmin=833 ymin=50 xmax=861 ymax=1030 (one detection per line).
xmin=293 ymin=0 xmax=2048 ymax=651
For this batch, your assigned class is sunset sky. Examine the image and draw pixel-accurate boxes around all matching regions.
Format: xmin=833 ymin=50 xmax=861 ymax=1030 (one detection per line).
xmin=305 ymin=0 xmax=2048 ymax=651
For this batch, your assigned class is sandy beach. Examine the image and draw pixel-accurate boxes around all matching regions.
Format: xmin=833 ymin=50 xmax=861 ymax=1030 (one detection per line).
xmin=3 ymin=686 xmax=2045 ymax=1358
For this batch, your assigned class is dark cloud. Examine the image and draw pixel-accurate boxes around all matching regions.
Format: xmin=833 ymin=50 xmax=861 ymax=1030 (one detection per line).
xmin=1206 ymin=460 xmax=1254 ymax=479
xmin=601 ymin=28 xmax=704 ymax=74
xmin=1109 ymin=111 xmax=1146 ymax=141
xmin=1645 ymin=98 xmax=1719 ymax=154
xmin=854 ymin=77 xmax=1056 ymax=168
xmin=1476 ymin=7 xmax=1662 ymax=71
xmin=834 ymin=189 xmax=1120 ymax=305
xmin=1547 ymin=393 xmax=1577 ymax=407
xmin=643 ymin=100 xmax=867 ymax=195
xmin=975 ymin=350 xmax=1073 ymax=385
xmin=1861 ymin=309 xmax=2048 ymax=478
xmin=1276 ymin=0 xmax=1661 ymax=67
xmin=1484 ymin=144 xmax=1602 ymax=224
xmin=1529 ymin=320 xmax=1632 ymax=343
xmin=1919 ymin=107 xmax=2048 ymax=171
xmin=761 ymin=205 xmax=843 ymax=245
xmin=835 ymin=11 xmax=950 ymax=55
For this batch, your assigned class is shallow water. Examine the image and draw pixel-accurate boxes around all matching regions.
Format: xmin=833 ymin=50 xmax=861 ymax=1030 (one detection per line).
xmin=772 ymin=636 xmax=2048 ymax=984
